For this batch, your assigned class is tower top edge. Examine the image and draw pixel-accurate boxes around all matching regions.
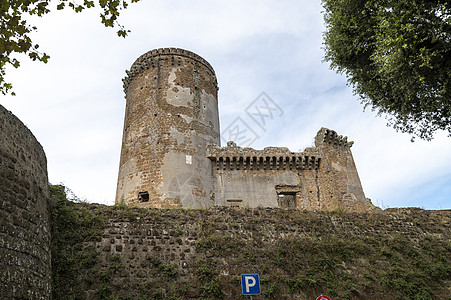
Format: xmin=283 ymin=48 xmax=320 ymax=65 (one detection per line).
xmin=130 ymin=47 xmax=216 ymax=76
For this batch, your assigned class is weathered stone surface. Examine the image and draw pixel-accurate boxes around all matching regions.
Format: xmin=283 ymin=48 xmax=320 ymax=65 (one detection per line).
xmin=63 ymin=204 xmax=451 ymax=299
xmin=116 ymin=48 xmax=219 ymax=208
xmin=207 ymin=129 xmax=374 ymax=211
xmin=116 ymin=48 xmax=376 ymax=212
xmin=0 ymin=104 xmax=50 ymax=299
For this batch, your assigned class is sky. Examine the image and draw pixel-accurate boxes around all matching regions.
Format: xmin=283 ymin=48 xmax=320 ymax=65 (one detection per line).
xmin=2 ymin=0 xmax=450 ymax=210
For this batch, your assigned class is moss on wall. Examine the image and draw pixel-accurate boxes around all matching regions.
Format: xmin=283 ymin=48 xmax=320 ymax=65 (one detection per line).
xmin=49 ymin=186 xmax=450 ymax=299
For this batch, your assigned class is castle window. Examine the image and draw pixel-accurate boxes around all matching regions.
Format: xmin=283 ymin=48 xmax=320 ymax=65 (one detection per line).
xmin=277 ymin=192 xmax=296 ymax=209
xmin=138 ymin=191 xmax=149 ymax=202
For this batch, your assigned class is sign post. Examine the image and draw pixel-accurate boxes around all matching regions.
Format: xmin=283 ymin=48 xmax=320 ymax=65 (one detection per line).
xmin=241 ymin=274 xmax=261 ymax=299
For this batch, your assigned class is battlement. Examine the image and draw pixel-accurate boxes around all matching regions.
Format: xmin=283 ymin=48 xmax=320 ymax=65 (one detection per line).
xmin=122 ymin=47 xmax=217 ymax=94
xmin=207 ymin=142 xmax=321 ymax=171
xmin=315 ymin=127 xmax=354 ymax=148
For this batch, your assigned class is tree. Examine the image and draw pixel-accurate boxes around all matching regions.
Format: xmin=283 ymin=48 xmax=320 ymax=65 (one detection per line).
xmin=322 ymin=0 xmax=450 ymax=140
xmin=0 ymin=0 xmax=140 ymax=95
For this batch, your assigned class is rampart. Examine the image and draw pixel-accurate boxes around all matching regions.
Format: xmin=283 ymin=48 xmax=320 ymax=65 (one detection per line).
xmin=0 ymin=105 xmax=51 ymax=299
xmin=51 ymin=202 xmax=451 ymax=299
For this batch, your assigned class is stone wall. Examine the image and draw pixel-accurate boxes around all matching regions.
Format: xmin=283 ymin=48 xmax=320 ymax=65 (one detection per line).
xmin=55 ymin=202 xmax=451 ymax=299
xmin=315 ymin=128 xmax=373 ymax=211
xmin=207 ymin=129 xmax=375 ymax=212
xmin=0 ymin=105 xmax=51 ymax=299
xmin=207 ymin=142 xmax=321 ymax=208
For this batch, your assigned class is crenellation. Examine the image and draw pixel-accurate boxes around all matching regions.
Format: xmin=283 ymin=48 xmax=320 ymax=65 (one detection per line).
xmin=316 ymin=127 xmax=354 ymax=148
xmin=207 ymin=142 xmax=323 ymax=173
xmin=123 ymin=48 xmax=218 ymax=96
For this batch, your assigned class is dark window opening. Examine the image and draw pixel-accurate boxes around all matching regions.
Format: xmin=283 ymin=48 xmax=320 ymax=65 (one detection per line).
xmin=278 ymin=192 xmax=296 ymax=209
xmin=138 ymin=191 xmax=149 ymax=202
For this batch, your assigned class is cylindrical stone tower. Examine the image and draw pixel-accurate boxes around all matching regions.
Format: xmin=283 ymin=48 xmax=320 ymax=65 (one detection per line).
xmin=116 ymin=48 xmax=220 ymax=208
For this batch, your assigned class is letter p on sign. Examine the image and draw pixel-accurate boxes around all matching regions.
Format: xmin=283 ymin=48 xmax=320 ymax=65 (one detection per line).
xmin=241 ymin=274 xmax=261 ymax=295
xmin=245 ymin=276 xmax=256 ymax=292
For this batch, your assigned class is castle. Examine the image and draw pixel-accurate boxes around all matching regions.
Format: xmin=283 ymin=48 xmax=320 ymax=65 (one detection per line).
xmin=2 ymin=49 xmax=450 ymax=300
xmin=116 ymin=48 xmax=375 ymax=212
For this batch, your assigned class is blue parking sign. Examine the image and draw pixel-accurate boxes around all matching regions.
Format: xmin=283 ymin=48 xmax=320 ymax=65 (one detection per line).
xmin=241 ymin=274 xmax=261 ymax=295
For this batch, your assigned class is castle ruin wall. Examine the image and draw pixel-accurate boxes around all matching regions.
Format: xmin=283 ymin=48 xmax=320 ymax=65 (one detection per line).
xmin=207 ymin=130 xmax=375 ymax=212
xmin=0 ymin=105 xmax=51 ymax=299
xmin=315 ymin=128 xmax=372 ymax=211
xmin=116 ymin=48 xmax=375 ymax=212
